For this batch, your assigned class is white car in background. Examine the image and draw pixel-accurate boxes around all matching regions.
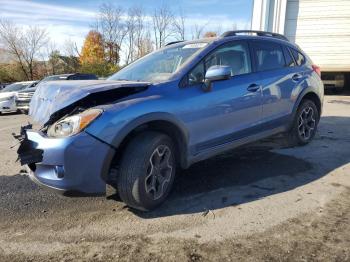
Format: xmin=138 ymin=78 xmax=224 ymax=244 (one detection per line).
xmin=0 ymin=81 xmax=37 ymax=114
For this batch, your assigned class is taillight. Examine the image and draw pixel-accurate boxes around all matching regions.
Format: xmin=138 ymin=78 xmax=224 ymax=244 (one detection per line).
xmin=312 ymin=65 xmax=321 ymax=77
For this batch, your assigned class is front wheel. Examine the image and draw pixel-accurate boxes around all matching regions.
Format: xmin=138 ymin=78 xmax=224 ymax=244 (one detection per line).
xmin=117 ymin=131 xmax=176 ymax=211
xmin=286 ymin=99 xmax=319 ymax=146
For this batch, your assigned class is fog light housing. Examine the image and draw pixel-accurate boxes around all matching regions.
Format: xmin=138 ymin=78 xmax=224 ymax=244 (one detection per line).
xmin=54 ymin=166 xmax=65 ymax=178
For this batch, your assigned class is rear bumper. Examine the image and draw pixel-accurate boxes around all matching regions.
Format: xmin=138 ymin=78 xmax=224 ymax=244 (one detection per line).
xmin=18 ymin=129 xmax=115 ymax=194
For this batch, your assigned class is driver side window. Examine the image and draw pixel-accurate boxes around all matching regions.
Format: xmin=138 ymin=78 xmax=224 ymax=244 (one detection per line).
xmin=188 ymin=41 xmax=251 ymax=86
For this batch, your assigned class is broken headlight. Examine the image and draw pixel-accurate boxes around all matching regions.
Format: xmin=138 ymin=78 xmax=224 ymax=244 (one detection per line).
xmin=47 ymin=109 xmax=102 ymax=138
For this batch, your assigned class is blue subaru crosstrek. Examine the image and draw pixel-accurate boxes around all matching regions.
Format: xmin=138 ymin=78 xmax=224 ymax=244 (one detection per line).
xmin=17 ymin=31 xmax=323 ymax=211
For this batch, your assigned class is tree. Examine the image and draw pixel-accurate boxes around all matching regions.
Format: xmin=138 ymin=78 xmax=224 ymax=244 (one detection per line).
xmin=203 ymin=31 xmax=217 ymax=38
xmin=152 ymin=5 xmax=175 ymax=48
xmin=62 ymin=39 xmax=81 ymax=72
xmin=138 ymin=31 xmax=154 ymax=58
xmin=191 ymin=23 xmax=207 ymax=40
xmin=0 ymin=19 xmax=48 ymax=80
xmin=80 ymin=30 xmax=105 ymax=65
xmin=124 ymin=6 xmax=149 ymax=64
xmin=79 ymin=30 xmax=118 ymax=77
xmin=48 ymin=50 xmax=61 ymax=75
xmin=173 ymin=9 xmax=186 ymax=41
xmin=95 ymin=3 xmax=126 ymax=65
xmin=63 ymin=38 xmax=80 ymax=58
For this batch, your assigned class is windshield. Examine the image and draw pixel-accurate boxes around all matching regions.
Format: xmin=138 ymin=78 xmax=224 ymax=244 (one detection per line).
xmin=108 ymin=42 xmax=208 ymax=82
xmin=0 ymin=83 xmax=30 ymax=93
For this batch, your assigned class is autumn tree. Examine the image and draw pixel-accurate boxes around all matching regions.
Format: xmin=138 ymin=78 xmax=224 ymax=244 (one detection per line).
xmin=80 ymin=31 xmax=105 ymax=65
xmin=203 ymin=31 xmax=217 ymax=38
xmin=80 ymin=30 xmax=118 ymax=76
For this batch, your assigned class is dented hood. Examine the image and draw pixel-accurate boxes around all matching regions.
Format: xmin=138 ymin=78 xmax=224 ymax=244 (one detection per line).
xmin=29 ymin=80 xmax=150 ymax=125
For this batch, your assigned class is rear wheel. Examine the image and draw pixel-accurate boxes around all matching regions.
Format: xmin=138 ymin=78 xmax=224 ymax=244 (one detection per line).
xmin=286 ymin=99 xmax=319 ymax=146
xmin=117 ymin=131 xmax=176 ymax=211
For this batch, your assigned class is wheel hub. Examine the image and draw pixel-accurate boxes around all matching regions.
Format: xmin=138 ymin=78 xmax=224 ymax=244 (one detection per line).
xmin=298 ymin=106 xmax=316 ymax=140
xmin=145 ymin=145 xmax=173 ymax=200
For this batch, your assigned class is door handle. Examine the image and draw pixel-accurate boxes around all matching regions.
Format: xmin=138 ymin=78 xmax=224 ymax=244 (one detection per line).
xmin=247 ymin=83 xmax=261 ymax=92
xmin=292 ymin=73 xmax=302 ymax=82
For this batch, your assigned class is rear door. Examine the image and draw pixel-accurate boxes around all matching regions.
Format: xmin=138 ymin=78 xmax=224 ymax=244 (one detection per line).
xmin=250 ymin=40 xmax=303 ymax=128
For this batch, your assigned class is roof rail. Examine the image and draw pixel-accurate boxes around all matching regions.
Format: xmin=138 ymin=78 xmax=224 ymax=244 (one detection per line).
xmin=221 ymin=30 xmax=289 ymax=41
xmin=165 ymin=40 xmax=185 ymax=46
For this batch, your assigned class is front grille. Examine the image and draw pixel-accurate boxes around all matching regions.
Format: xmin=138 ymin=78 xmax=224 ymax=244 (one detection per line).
xmin=17 ymin=92 xmax=34 ymax=100
xmin=16 ymin=101 xmax=29 ymax=107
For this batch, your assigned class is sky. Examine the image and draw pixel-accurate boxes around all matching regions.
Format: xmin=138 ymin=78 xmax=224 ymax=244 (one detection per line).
xmin=0 ymin=0 xmax=253 ymax=54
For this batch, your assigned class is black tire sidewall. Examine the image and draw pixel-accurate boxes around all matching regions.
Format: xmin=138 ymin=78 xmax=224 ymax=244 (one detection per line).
xmin=293 ymin=100 xmax=319 ymax=145
xmin=118 ymin=132 xmax=176 ymax=211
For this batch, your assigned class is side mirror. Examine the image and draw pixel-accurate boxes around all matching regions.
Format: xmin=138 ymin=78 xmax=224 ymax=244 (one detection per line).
xmin=203 ymin=65 xmax=231 ymax=91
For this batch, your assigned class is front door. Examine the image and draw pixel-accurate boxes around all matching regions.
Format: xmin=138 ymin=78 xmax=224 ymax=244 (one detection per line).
xmin=176 ymin=41 xmax=263 ymax=154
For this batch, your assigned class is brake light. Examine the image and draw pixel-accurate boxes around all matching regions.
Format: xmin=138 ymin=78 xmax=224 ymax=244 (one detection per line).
xmin=312 ymin=65 xmax=321 ymax=77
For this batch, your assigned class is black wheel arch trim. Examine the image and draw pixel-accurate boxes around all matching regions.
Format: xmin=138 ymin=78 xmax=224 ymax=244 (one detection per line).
xmin=109 ymin=112 xmax=190 ymax=169
xmin=289 ymin=87 xmax=322 ymax=129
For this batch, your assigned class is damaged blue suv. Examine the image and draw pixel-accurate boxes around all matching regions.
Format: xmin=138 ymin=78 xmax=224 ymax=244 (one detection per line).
xmin=17 ymin=31 xmax=323 ymax=211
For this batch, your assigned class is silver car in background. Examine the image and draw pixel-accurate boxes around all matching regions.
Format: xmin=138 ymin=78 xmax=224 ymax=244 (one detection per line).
xmin=0 ymin=81 xmax=37 ymax=114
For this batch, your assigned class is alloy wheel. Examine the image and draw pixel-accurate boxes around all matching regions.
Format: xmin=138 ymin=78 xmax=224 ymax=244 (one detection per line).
xmin=298 ymin=106 xmax=316 ymax=140
xmin=145 ymin=145 xmax=173 ymax=200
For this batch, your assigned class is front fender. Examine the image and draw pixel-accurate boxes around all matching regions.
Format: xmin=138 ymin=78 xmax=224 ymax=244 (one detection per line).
xmin=85 ymin=96 xmax=189 ymax=150
xmin=105 ymin=112 xmax=189 ymax=149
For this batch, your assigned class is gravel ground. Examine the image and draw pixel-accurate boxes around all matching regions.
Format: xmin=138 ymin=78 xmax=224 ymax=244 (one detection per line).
xmin=0 ymin=95 xmax=349 ymax=261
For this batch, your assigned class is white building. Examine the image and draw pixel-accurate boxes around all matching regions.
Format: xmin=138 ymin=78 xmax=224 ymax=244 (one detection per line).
xmin=251 ymin=0 xmax=350 ymax=90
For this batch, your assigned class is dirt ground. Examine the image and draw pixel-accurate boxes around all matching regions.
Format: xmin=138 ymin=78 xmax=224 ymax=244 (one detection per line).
xmin=0 ymin=95 xmax=349 ymax=262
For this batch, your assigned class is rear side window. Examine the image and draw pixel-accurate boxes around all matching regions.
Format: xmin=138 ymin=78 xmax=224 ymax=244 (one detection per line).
xmin=252 ymin=42 xmax=285 ymax=71
xmin=290 ymin=48 xmax=305 ymax=66
xmin=283 ymin=46 xmax=295 ymax=67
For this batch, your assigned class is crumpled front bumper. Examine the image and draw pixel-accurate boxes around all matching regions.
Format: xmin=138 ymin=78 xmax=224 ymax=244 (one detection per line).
xmin=16 ymin=127 xmax=115 ymax=195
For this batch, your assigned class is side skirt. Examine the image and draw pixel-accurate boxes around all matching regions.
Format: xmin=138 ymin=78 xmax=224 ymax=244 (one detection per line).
xmin=187 ymin=126 xmax=286 ymax=166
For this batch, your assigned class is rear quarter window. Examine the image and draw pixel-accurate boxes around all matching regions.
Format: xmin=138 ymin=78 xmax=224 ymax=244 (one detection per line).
xmin=290 ymin=48 xmax=305 ymax=66
xmin=283 ymin=46 xmax=295 ymax=67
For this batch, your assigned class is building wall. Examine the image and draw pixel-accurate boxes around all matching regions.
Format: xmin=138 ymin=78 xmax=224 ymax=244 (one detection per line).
xmin=251 ymin=0 xmax=287 ymax=34
xmin=252 ymin=0 xmax=350 ymax=72
xmin=284 ymin=0 xmax=350 ymax=71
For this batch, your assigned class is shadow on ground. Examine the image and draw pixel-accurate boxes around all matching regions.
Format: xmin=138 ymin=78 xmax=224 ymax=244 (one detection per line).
xmin=132 ymin=116 xmax=350 ymax=218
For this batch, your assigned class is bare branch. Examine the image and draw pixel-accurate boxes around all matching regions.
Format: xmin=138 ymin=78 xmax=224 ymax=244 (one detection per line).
xmin=152 ymin=4 xmax=175 ymax=49
xmin=0 ymin=19 xmax=48 ymax=80
xmin=173 ymin=8 xmax=186 ymax=41
xmin=95 ymin=3 xmax=126 ymax=65
xmin=191 ymin=22 xmax=209 ymax=40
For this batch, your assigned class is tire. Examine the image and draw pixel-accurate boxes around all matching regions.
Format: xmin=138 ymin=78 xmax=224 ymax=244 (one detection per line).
xmin=285 ymin=99 xmax=319 ymax=147
xmin=117 ymin=131 xmax=176 ymax=211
